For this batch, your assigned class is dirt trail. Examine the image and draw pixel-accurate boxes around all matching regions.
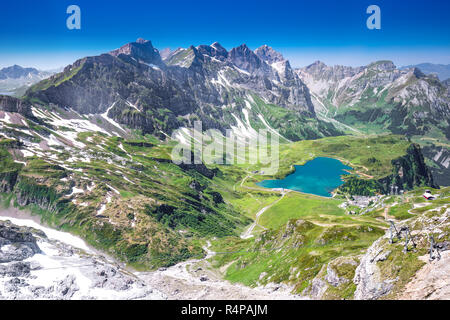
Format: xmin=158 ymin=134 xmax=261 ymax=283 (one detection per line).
xmin=138 ymin=241 xmax=303 ymax=300
xmin=241 ymin=190 xmax=289 ymax=239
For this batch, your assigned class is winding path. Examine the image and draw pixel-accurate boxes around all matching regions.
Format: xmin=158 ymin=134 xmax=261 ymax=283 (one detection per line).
xmin=241 ymin=186 xmax=290 ymax=239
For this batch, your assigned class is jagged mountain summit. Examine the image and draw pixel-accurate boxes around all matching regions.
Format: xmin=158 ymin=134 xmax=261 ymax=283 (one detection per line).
xmin=110 ymin=38 xmax=164 ymax=66
xmin=24 ymin=39 xmax=339 ymax=142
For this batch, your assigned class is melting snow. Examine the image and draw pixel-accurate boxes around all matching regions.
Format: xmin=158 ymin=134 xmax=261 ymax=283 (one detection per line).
xmin=67 ymin=187 xmax=84 ymax=196
xmin=101 ymin=102 xmax=126 ymax=133
xmin=230 ymin=113 xmax=258 ymax=140
xmin=0 ymin=215 xmax=92 ymax=252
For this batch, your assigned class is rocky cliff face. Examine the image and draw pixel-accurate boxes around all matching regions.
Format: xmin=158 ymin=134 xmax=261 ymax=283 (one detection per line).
xmin=380 ymin=144 xmax=438 ymax=192
xmin=422 ymin=145 xmax=450 ymax=186
xmin=0 ymin=95 xmax=32 ymax=117
xmin=0 ymin=221 xmax=41 ymax=264
xmin=24 ymin=39 xmax=328 ymax=140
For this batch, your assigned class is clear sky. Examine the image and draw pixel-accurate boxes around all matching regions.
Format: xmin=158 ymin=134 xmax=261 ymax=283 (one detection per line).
xmin=0 ymin=0 xmax=449 ymax=70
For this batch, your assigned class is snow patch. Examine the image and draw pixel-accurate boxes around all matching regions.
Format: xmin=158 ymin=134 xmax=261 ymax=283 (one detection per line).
xmin=0 ymin=215 xmax=92 ymax=252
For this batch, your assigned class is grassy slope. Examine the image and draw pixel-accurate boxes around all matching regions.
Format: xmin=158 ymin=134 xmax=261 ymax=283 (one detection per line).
xmin=206 ymin=134 xmax=443 ymax=298
xmin=1 ymin=110 xmax=442 ymax=297
xmin=0 ymin=132 xmax=250 ymax=270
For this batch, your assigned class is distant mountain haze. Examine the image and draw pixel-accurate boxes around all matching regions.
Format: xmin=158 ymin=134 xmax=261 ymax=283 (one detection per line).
xmin=400 ymin=63 xmax=450 ymax=81
xmin=0 ymin=65 xmax=54 ymax=97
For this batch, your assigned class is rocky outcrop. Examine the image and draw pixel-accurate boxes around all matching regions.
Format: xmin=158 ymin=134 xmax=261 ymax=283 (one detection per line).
xmin=399 ymin=251 xmax=450 ymax=300
xmin=0 ymin=221 xmax=42 ymax=263
xmin=306 ymin=256 xmax=360 ymax=300
xmin=0 ymin=95 xmax=32 ymax=117
xmin=0 ymin=220 xmax=166 ymax=300
xmin=0 ymin=171 xmax=19 ymax=193
xmin=177 ymin=152 xmax=221 ymax=179
xmin=353 ymin=236 xmax=395 ymax=300
xmin=14 ymin=178 xmax=60 ymax=213
xmin=354 ymin=190 xmax=450 ymax=300
xmin=443 ymin=78 xmax=450 ymax=91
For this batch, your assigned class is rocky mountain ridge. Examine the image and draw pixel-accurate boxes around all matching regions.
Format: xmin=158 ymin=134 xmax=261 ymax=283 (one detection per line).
xmin=24 ymin=39 xmax=336 ymax=141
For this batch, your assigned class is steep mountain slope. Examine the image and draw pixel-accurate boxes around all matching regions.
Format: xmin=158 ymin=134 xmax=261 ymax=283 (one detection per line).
xmin=0 ymin=65 xmax=54 ymax=97
xmin=25 ymin=39 xmax=340 ymax=142
xmin=0 ymin=94 xmax=252 ymax=269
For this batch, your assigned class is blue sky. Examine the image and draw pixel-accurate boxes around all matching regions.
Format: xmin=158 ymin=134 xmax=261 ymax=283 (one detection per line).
xmin=0 ymin=0 xmax=449 ymax=69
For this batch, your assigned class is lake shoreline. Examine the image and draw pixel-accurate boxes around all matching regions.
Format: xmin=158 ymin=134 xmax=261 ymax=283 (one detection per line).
xmin=256 ymin=157 xmax=352 ymax=197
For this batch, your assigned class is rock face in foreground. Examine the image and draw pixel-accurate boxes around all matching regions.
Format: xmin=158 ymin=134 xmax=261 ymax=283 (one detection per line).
xmin=0 ymin=221 xmax=41 ymax=264
xmin=0 ymin=220 xmax=166 ymax=300
xmin=353 ymin=200 xmax=450 ymax=300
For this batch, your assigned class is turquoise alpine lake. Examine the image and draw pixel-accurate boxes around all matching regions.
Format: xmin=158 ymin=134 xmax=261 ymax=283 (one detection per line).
xmin=257 ymin=157 xmax=353 ymax=197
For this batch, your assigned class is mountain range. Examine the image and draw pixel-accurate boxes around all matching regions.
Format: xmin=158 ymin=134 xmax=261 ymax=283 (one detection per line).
xmin=0 ymin=38 xmax=449 ymax=300
xmin=297 ymin=60 xmax=450 ymax=185
xmin=24 ymin=38 xmax=338 ymax=142
xmin=0 ymin=65 xmax=54 ymax=97
xmin=0 ymin=39 xmax=448 ymax=185
xmin=401 ymin=63 xmax=450 ymax=81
